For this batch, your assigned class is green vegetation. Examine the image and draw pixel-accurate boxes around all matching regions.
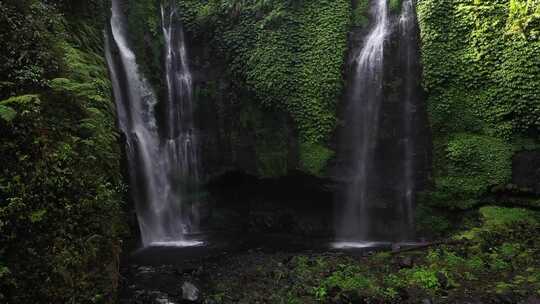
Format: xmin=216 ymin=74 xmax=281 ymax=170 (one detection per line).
xmin=1 ymin=0 xmax=540 ymax=302
xmin=417 ymin=0 xmax=540 ymax=212
xmin=196 ymin=206 xmax=540 ymax=303
xmin=352 ymin=0 xmax=370 ymax=27
xmin=389 ymin=0 xmax=402 ymax=13
xmin=126 ymin=0 xmax=163 ymax=89
xmin=240 ymin=103 xmax=290 ymax=177
xmin=174 ymin=0 xmax=351 ymax=175
xmin=0 ymin=0 xmax=126 ymax=302
xmin=430 ymin=134 xmax=513 ymax=209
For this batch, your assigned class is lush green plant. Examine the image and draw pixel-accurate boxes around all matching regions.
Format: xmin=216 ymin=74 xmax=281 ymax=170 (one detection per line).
xmin=0 ymin=1 xmax=126 ymax=302
xmin=507 ymin=0 xmax=540 ymax=38
xmin=480 ymin=206 xmax=537 ymax=228
xmin=176 ymin=0 xmax=351 ymax=175
xmin=418 ymin=0 xmax=540 ymax=212
xmin=404 ymin=267 xmax=440 ymax=291
xmin=415 ymin=204 xmax=452 ymax=236
xmin=299 ymin=141 xmax=335 ymax=176
xmin=323 ymin=264 xmax=374 ymax=291
xmin=352 ymin=0 xmax=370 ymax=27
xmin=313 ymin=286 xmax=327 ymax=301
xmin=430 ymin=134 xmax=512 ymax=209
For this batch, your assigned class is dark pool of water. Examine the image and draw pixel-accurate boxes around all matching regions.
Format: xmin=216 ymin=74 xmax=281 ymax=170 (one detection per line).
xmin=127 ymin=232 xmax=424 ymax=266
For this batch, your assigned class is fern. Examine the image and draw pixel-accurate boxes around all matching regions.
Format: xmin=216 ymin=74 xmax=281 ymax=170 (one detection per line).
xmin=0 ymin=104 xmax=16 ymax=122
xmin=0 ymin=95 xmax=41 ymax=122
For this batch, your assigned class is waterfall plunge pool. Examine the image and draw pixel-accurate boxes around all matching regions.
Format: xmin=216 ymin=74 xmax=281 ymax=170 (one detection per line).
xmin=129 ymin=232 xmax=428 ymax=267
xmin=148 ymin=240 xmax=204 ymax=247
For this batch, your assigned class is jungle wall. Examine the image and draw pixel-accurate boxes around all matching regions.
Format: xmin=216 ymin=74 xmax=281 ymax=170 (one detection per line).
xmin=0 ymin=0 xmax=127 ymax=302
xmin=416 ymin=0 xmax=540 ymax=235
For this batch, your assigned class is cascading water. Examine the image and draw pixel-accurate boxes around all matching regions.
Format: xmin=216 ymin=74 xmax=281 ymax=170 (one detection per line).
xmin=335 ymin=0 xmax=424 ymax=246
xmin=399 ymin=0 xmax=417 ymax=237
xmin=106 ymin=0 xmax=201 ymax=247
xmin=336 ymin=0 xmax=389 ymax=244
xmin=161 ymin=0 xmax=201 ymax=235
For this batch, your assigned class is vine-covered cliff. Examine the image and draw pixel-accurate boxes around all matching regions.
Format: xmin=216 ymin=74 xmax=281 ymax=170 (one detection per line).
xmin=125 ymin=0 xmax=352 ymax=177
xmin=0 ymin=0 xmax=126 ymax=302
xmin=416 ymin=0 xmax=540 ymax=234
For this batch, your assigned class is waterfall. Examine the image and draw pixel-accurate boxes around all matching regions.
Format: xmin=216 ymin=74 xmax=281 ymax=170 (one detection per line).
xmin=160 ymin=0 xmax=201 ymax=234
xmin=337 ymin=0 xmax=389 ymax=242
xmin=106 ymin=0 xmax=201 ymax=247
xmin=335 ymin=0 xmax=422 ymax=245
xmin=399 ymin=0 xmax=417 ymax=237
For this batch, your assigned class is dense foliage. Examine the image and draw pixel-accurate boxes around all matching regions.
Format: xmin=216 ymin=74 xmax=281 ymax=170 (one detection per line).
xmin=126 ymin=0 xmax=351 ymax=176
xmin=180 ymin=206 xmax=540 ymax=303
xmin=417 ymin=0 xmax=540 ymax=210
xmin=0 ymin=0 xmax=126 ymax=302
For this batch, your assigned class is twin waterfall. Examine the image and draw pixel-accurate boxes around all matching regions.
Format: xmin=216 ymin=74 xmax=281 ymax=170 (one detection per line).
xmin=336 ymin=0 xmax=423 ymax=245
xmin=106 ymin=0 xmax=200 ymax=247
xmin=106 ymin=0 xmax=424 ymax=247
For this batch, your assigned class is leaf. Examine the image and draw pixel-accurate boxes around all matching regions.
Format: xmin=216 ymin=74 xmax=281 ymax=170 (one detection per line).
xmin=0 ymin=104 xmax=17 ymax=122
xmin=29 ymin=209 xmax=47 ymax=223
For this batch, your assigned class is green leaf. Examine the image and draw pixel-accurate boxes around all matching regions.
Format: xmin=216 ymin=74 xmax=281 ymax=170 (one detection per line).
xmin=0 ymin=104 xmax=16 ymax=122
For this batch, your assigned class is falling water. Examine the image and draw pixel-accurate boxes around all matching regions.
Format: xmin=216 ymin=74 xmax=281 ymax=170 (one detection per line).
xmin=106 ymin=0 xmax=201 ymax=247
xmin=335 ymin=0 xmax=423 ymax=245
xmin=161 ymin=0 xmax=201 ymax=234
xmin=337 ymin=0 xmax=389 ymax=242
xmin=399 ymin=0 xmax=417 ymax=237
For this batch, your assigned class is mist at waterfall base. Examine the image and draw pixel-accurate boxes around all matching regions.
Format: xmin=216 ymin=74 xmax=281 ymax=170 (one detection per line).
xmin=106 ymin=0 xmax=202 ymax=248
xmin=334 ymin=0 xmax=429 ymax=248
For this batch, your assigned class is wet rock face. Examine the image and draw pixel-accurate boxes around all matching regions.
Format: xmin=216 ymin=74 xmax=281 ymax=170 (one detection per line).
xmin=204 ymin=171 xmax=334 ymax=236
xmin=512 ymin=150 xmax=540 ymax=194
xmin=185 ymin=32 xmax=297 ymax=180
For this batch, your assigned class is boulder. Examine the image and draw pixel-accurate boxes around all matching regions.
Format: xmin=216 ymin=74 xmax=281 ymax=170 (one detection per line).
xmin=181 ymin=282 xmax=200 ymax=303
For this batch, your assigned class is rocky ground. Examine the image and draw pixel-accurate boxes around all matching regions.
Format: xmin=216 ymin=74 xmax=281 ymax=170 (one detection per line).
xmin=119 ymin=206 xmax=540 ymax=304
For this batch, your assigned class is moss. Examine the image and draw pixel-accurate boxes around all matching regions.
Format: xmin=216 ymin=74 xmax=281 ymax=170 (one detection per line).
xmin=480 ymin=206 xmax=537 ymax=228
xmin=299 ymin=142 xmax=334 ymax=176
xmin=457 ymin=206 xmax=539 ymax=243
